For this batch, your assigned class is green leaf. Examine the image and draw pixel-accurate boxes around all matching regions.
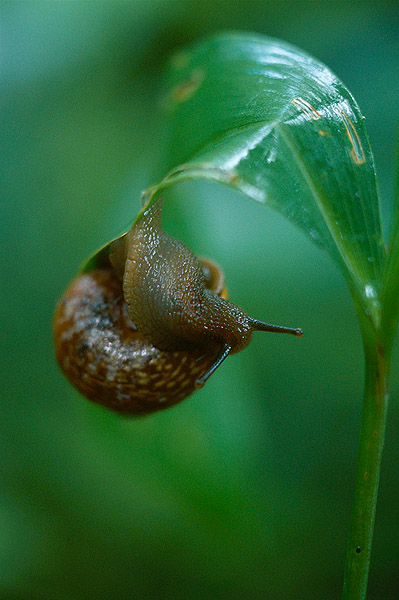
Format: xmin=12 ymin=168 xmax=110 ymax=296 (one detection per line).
xmin=143 ymin=32 xmax=385 ymax=323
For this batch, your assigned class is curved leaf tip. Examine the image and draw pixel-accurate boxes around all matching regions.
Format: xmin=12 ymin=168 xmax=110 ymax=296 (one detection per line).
xmin=145 ymin=32 xmax=385 ymax=321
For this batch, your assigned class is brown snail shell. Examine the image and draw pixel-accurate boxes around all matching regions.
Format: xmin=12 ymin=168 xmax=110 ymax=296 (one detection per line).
xmin=53 ymin=257 xmax=228 ymax=415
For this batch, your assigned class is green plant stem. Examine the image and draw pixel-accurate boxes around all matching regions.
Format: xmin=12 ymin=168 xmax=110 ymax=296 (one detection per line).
xmin=342 ymin=329 xmax=390 ymax=599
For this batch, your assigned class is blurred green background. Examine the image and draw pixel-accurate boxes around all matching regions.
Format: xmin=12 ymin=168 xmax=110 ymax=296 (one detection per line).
xmin=1 ymin=1 xmax=398 ymax=599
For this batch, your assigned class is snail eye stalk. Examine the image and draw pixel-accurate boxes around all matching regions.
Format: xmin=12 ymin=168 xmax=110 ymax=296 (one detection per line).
xmin=250 ymin=320 xmax=303 ymax=337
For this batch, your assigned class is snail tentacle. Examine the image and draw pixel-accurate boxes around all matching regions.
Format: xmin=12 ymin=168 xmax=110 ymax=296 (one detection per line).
xmin=195 ymin=344 xmax=232 ymax=389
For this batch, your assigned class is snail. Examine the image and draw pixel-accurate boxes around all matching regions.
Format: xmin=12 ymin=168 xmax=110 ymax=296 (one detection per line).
xmin=53 ymin=197 xmax=302 ymax=415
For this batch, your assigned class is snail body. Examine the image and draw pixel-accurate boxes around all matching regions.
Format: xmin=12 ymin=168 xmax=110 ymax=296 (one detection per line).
xmin=53 ymin=198 xmax=302 ymax=415
xmin=111 ymin=198 xmax=255 ymax=354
